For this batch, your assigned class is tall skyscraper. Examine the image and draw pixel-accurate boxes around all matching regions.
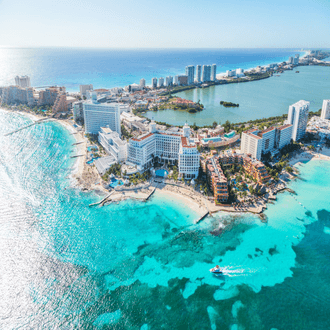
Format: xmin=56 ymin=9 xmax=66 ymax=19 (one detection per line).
xmin=294 ymin=54 xmax=300 ymax=65
xmin=158 ymin=77 xmax=164 ymax=87
xmin=287 ymin=100 xmax=310 ymax=141
xmin=196 ymin=65 xmax=201 ymax=83
xmin=151 ymin=78 xmax=157 ymax=89
xmin=15 ymin=76 xmax=31 ymax=88
xmin=140 ymin=78 xmax=146 ymax=88
xmin=174 ymin=75 xmax=179 ymax=85
xmin=83 ymin=98 xmax=121 ymax=135
xmin=321 ymin=100 xmax=330 ymax=120
xmin=211 ymin=64 xmax=217 ymax=81
xmin=201 ymin=65 xmax=211 ymax=82
xmin=185 ymin=65 xmax=195 ymax=85
xmin=165 ymin=76 xmax=173 ymax=86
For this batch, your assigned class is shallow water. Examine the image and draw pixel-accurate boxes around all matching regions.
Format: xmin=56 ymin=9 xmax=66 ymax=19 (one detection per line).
xmin=1 ymin=110 xmax=330 ymax=329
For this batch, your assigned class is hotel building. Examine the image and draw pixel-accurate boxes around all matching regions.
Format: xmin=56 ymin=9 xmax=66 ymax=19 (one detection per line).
xmin=127 ymin=122 xmax=200 ymax=179
xmin=15 ymin=76 xmax=31 ymax=88
xmin=202 ymin=65 xmax=211 ymax=82
xmin=139 ymin=79 xmax=146 ymax=88
xmin=241 ymin=124 xmax=293 ymax=160
xmin=185 ymin=65 xmax=195 ymax=85
xmin=98 ymin=127 xmax=127 ymax=162
xmin=196 ymin=65 xmax=201 ymax=83
xmin=287 ymin=100 xmax=310 ymax=141
xmin=158 ymin=77 xmax=164 ymax=88
xmin=243 ymin=157 xmax=270 ymax=184
xmin=151 ymin=78 xmax=157 ymax=89
xmin=211 ymin=64 xmax=217 ymax=81
xmin=165 ymin=76 xmax=173 ymax=87
xmin=73 ymin=101 xmax=84 ymax=123
xmin=83 ymin=94 xmax=121 ymax=135
xmin=321 ymin=100 xmax=330 ymax=120
xmin=2 ymin=86 xmax=35 ymax=106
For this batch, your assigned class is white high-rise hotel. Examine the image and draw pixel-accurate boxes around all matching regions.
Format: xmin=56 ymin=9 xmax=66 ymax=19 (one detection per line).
xmin=241 ymin=125 xmax=293 ymax=160
xmin=287 ymin=100 xmax=310 ymax=141
xmin=211 ymin=64 xmax=217 ymax=81
xmin=83 ymin=93 xmax=121 ymax=135
xmin=202 ymin=65 xmax=211 ymax=82
xmin=196 ymin=65 xmax=201 ymax=83
xmin=15 ymin=76 xmax=31 ymax=88
xmin=127 ymin=122 xmax=200 ymax=179
xmin=185 ymin=65 xmax=195 ymax=85
xmin=321 ymin=100 xmax=330 ymax=120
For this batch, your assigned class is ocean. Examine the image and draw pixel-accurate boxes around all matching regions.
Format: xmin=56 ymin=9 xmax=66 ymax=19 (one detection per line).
xmin=1 ymin=110 xmax=330 ymax=329
xmin=0 ymin=48 xmax=305 ymax=91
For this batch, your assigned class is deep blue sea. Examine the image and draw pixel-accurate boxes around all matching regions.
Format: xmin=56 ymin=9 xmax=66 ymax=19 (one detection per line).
xmin=0 ymin=48 xmax=306 ymax=91
xmin=1 ymin=109 xmax=330 ymax=329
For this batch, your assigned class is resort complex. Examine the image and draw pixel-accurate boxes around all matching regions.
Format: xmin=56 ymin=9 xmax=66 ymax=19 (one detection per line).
xmin=1 ymin=50 xmax=330 ymax=210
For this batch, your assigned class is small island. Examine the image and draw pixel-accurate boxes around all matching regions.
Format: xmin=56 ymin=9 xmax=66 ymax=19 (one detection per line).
xmin=220 ymin=101 xmax=239 ymax=107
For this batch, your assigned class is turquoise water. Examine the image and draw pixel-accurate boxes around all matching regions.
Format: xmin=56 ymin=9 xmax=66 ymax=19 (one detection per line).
xmin=155 ymin=169 xmax=168 ymax=177
xmin=1 ymin=109 xmax=330 ymax=329
xmin=145 ymin=65 xmax=330 ymax=126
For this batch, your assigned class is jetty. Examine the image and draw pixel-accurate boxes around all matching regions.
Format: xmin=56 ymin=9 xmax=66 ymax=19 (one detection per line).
xmin=89 ymin=192 xmax=114 ymax=207
xmin=4 ymin=118 xmax=53 ymax=136
xmin=72 ymin=141 xmax=84 ymax=146
xmin=70 ymin=154 xmax=85 ymax=158
xmin=145 ymin=187 xmax=156 ymax=201
xmin=195 ymin=211 xmax=209 ymax=223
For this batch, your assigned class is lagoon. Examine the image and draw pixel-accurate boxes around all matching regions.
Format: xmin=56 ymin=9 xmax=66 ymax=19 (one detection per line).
xmin=145 ymin=65 xmax=330 ymax=126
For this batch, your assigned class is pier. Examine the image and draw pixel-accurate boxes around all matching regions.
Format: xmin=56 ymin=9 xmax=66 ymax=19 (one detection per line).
xmin=70 ymin=154 xmax=85 ymax=158
xmin=195 ymin=211 xmax=209 ymax=223
xmin=89 ymin=192 xmax=114 ymax=207
xmin=72 ymin=141 xmax=84 ymax=146
xmin=4 ymin=118 xmax=53 ymax=136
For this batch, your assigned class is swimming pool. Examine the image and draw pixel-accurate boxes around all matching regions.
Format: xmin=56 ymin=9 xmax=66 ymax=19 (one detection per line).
xmin=224 ymin=131 xmax=235 ymax=139
xmin=155 ymin=169 xmax=168 ymax=177
xmin=202 ymin=137 xmax=222 ymax=143
xmin=87 ymin=146 xmax=98 ymax=152
xmin=109 ymin=178 xmax=124 ymax=188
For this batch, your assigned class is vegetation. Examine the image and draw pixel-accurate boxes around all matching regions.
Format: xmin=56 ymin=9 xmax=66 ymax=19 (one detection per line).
xmin=121 ymin=124 xmax=133 ymax=139
xmin=220 ymin=101 xmax=239 ymax=107
xmin=102 ymin=163 xmax=122 ymax=181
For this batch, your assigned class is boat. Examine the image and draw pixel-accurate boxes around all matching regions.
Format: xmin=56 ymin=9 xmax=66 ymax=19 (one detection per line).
xmin=296 ymin=71 xmax=300 ymax=73
xmin=209 ymin=265 xmax=223 ymax=274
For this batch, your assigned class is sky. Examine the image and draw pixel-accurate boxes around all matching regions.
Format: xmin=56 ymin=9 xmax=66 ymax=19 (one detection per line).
xmin=0 ymin=0 xmax=329 ymax=48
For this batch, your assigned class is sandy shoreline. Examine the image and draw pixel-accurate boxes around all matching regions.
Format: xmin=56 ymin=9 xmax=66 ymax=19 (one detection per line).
xmin=3 ymin=107 xmax=330 ymax=221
